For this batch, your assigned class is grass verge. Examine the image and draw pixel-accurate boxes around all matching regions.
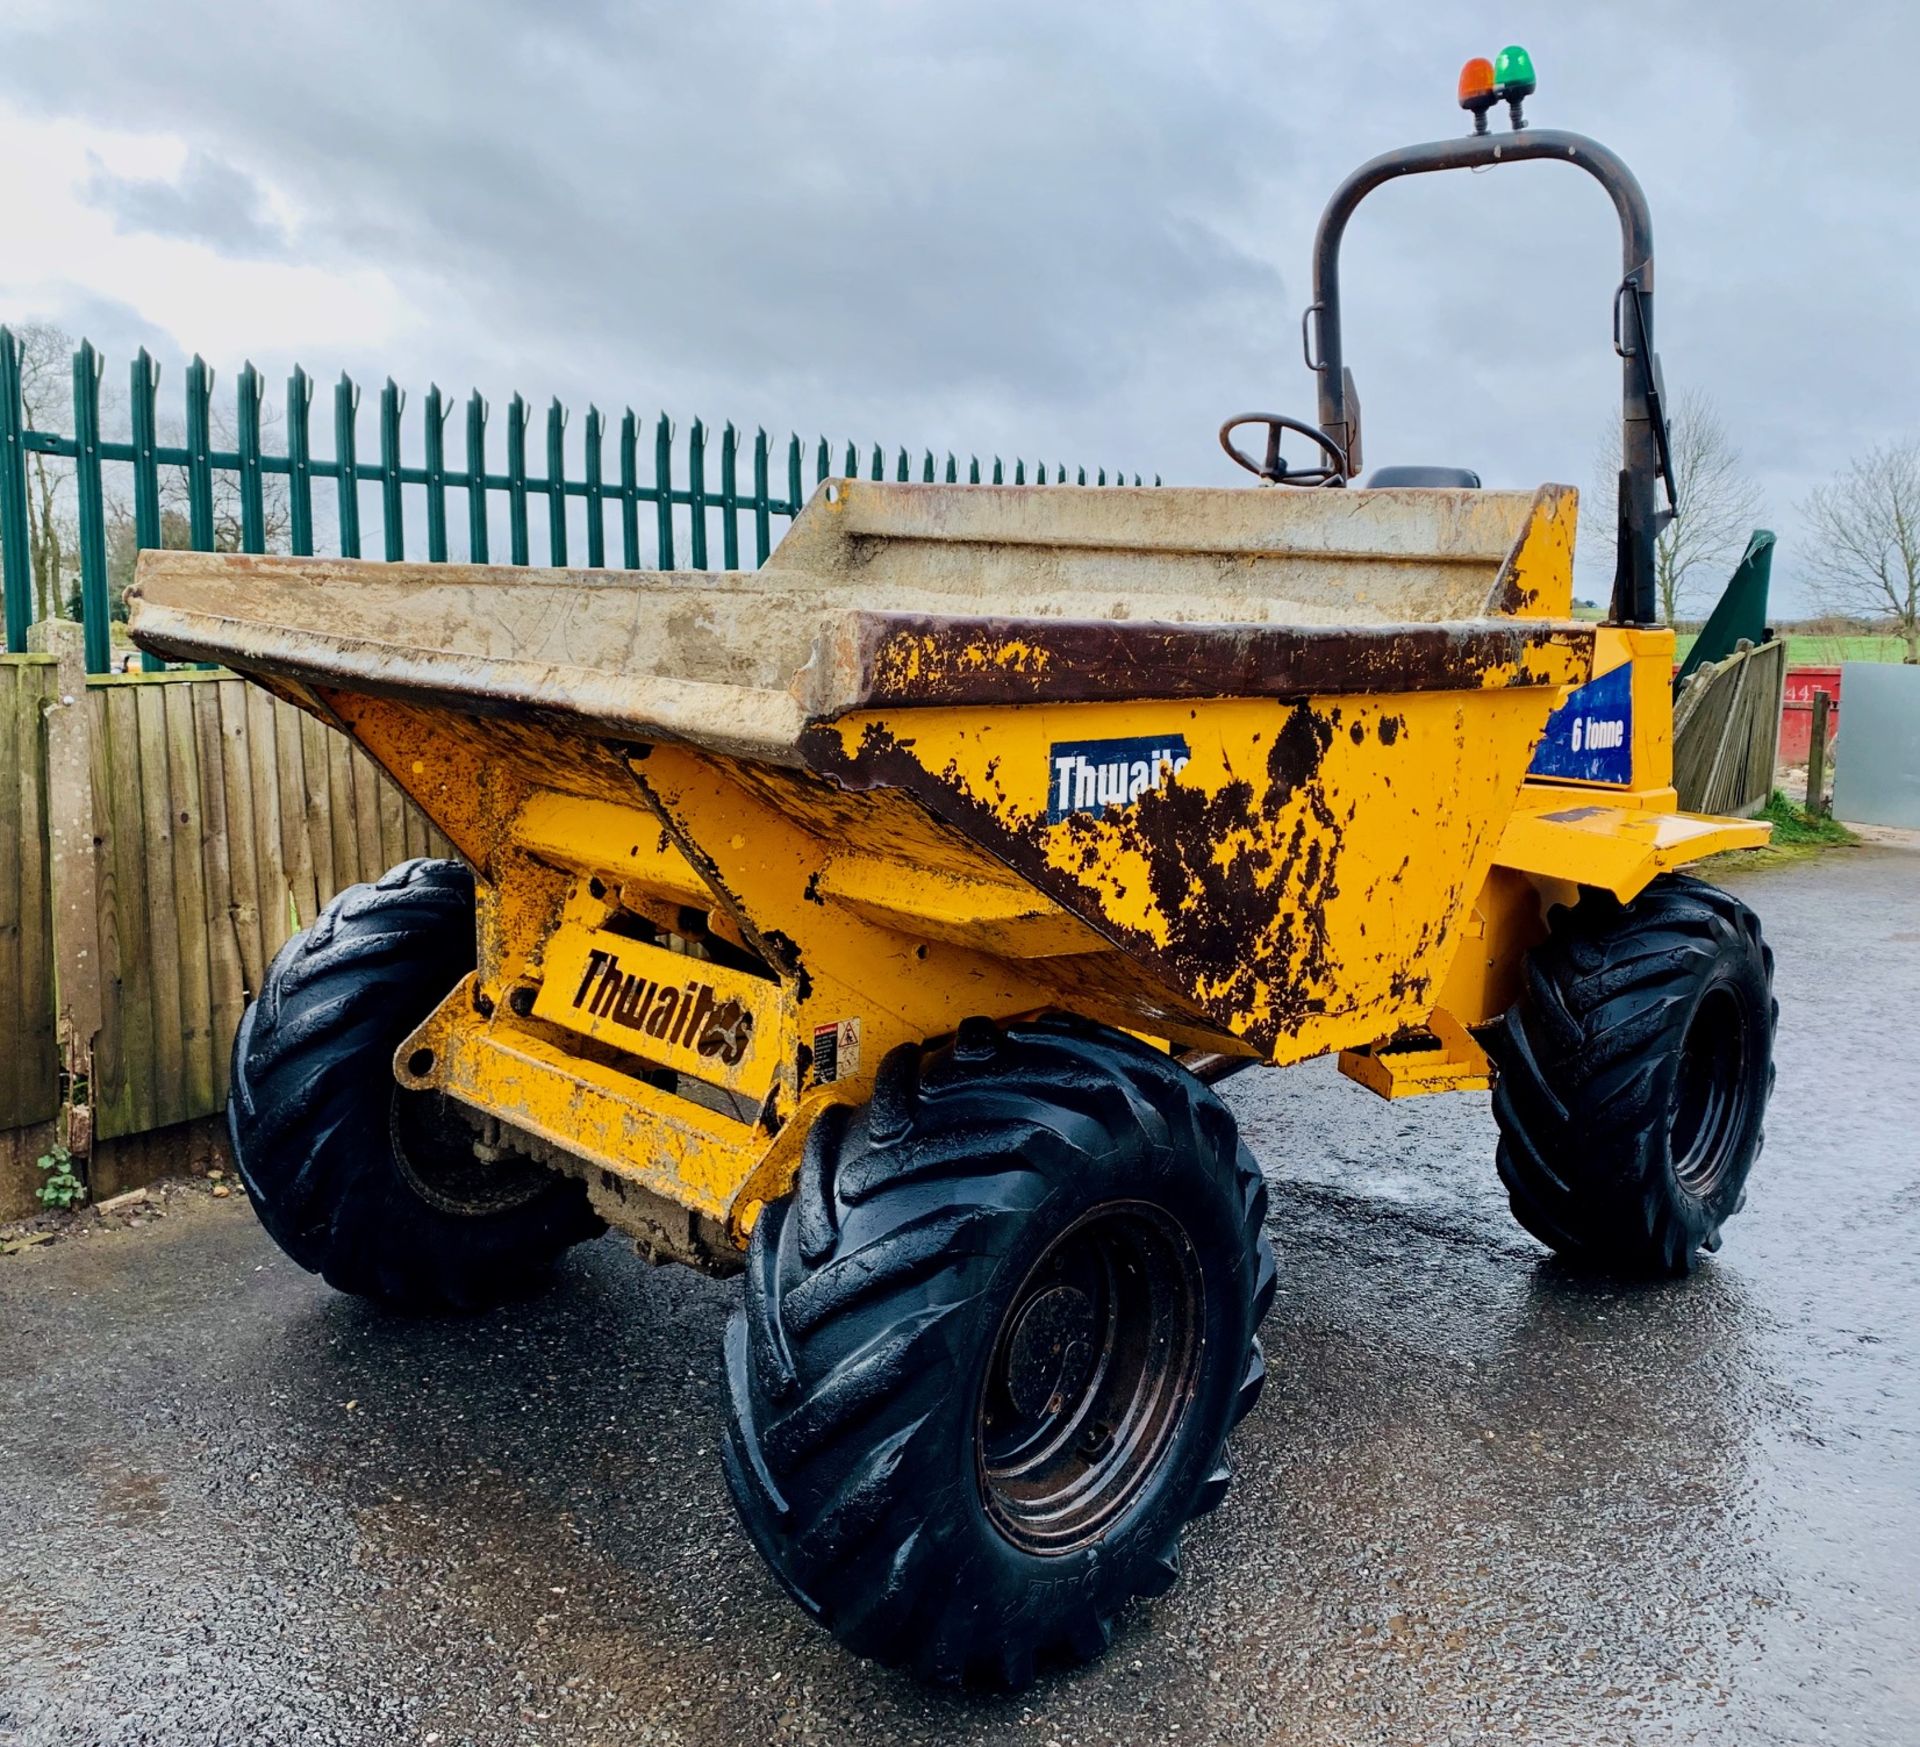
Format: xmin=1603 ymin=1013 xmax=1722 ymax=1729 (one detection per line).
xmin=1757 ymin=790 xmax=1857 ymax=847
xmin=1700 ymin=790 xmax=1858 ymax=874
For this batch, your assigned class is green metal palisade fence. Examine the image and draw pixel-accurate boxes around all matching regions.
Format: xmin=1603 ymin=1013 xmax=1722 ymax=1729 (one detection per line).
xmin=0 ymin=326 xmax=1155 ymax=672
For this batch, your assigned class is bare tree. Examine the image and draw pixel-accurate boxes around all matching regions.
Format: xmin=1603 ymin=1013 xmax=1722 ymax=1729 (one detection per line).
xmin=156 ymin=396 xmax=292 ymax=556
xmin=9 ymin=321 xmax=78 ymax=621
xmin=106 ymin=505 xmax=194 ymax=606
xmin=3 ymin=325 xmax=294 ymax=627
xmin=1802 ymin=440 xmax=1920 ymax=664
xmin=1593 ymin=387 xmax=1763 ymax=625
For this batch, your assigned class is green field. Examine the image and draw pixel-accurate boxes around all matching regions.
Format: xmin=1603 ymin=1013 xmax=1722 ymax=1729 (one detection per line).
xmin=1571 ymin=605 xmax=1908 ymax=665
xmin=1672 ymin=632 xmax=1909 ymax=666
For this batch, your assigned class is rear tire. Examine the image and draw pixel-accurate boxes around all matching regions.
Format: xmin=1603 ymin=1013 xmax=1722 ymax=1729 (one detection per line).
xmin=1490 ymin=873 xmax=1776 ymax=1275
xmin=722 ymin=1015 xmax=1275 ymax=1688
xmin=227 ymin=858 xmax=603 ymax=1311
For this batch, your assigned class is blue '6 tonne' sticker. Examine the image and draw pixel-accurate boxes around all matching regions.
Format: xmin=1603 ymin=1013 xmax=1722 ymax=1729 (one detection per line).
xmin=1047 ymin=735 xmax=1190 ymax=824
xmin=1528 ymin=662 xmax=1634 ymax=785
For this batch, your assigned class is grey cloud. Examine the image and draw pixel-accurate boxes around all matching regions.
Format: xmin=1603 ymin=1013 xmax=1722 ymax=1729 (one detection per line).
xmin=5 ymin=1 xmax=1919 ymax=613
xmin=82 ymin=149 xmax=287 ymax=257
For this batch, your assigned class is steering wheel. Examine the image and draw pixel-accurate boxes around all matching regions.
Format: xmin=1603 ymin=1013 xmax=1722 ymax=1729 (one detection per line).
xmin=1218 ymin=413 xmax=1349 ymax=487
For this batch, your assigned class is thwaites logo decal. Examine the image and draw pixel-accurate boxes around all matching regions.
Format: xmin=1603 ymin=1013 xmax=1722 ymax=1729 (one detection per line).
xmin=569 ymin=947 xmax=755 ymax=1065
xmin=1047 ymin=735 xmax=1190 ymax=824
xmin=533 ymin=924 xmax=780 ymax=1094
xmin=1529 ymin=663 xmax=1634 ymax=786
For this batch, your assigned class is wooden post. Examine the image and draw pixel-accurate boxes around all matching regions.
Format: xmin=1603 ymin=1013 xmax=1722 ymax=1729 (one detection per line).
xmin=1806 ymin=689 xmax=1832 ymax=817
xmin=26 ymin=618 xmax=103 ymax=1163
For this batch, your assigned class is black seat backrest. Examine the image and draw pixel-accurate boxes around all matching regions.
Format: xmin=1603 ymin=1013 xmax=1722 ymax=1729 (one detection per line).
xmin=1362 ymin=465 xmax=1482 ymax=489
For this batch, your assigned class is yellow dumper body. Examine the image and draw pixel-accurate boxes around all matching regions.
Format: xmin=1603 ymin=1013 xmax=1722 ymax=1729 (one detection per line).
xmin=130 ymin=478 xmax=1765 ymax=1266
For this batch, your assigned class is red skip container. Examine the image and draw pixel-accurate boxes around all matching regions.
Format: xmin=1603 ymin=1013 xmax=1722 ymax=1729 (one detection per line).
xmin=1778 ymin=666 xmax=1842 ymax=765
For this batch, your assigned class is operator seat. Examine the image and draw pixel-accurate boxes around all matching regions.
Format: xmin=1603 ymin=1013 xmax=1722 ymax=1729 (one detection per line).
xmin=1363 ymin=465 xmax=1481 ymax=488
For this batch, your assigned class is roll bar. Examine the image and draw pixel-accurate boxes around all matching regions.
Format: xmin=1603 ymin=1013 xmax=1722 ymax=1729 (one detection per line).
xmin=1305 ymin=127 xmax=1676 ymax=626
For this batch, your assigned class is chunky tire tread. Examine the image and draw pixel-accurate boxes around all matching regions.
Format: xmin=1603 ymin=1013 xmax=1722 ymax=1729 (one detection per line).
xmin=227 ymin=858 xmax=601 ymax=1312
xmin=1490 ymin=872 xmax=1775 ymax=1275
xmin=724 ymin=1015 xmax=1275 ymax=1688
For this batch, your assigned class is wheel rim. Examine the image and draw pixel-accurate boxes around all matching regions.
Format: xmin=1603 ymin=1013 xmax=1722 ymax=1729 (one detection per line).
xmin=1669 ymin=982 xmax=1752 ymax=1199
xmin=976 ymin=1202 xmax=1202 ymax=1556
xmin=390 ymin=1088 xmax=552 ymax=1218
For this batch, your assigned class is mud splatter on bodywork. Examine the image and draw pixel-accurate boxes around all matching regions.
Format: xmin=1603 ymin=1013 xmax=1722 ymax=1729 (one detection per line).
xmin=796 ymin=679 xmax=1533 ymax=1058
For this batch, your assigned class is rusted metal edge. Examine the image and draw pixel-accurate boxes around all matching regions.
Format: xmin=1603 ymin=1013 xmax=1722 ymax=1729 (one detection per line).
xmin=1483 ymin=483 xmax=1578 ymax=617
xmin=1176 ymin=1049 xmax=1261 ymax=1086
xmin=810 ymin=612 xmax=1593 ymax=715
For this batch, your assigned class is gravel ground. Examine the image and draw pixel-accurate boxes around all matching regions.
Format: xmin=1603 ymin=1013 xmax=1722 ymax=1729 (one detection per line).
xmin=0 ymin=844 xmax=1914 ymax=1746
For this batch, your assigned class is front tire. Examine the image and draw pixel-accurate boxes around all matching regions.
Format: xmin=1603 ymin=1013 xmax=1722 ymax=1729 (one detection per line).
xmin=1490 ymin=873 xmax=1776 ymax=1275
xmin=227 ymin=858 xmax=603 ymax=1311
xmin=722 ymin=1016 xmax=1275 ymax=1688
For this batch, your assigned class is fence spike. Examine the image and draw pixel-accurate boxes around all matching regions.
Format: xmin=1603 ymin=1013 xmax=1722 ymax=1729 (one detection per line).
xmin=465 ymin=389 xmax=489 ymax=563
xmin=945 ymin=453 xmax=957 ymax=483
xmin=897 ymin=446 xmax=910 ymax=482
xmin=921 ymin=449 xmax=935 ymax=483
xmin=73 ymin=339 xmax=111 ymax=671
xmin=287 ymin=366 xmax=315 ymax=558
xmin=545 ymin=396 xmax=568 ymax=567
xmin=127 ymin=348 xmax=166 ymax=667
xmin=787 ymin=434 xmax=803 ymax=517
xmin=992 ymin=456 xmax=1003 ymax=485
xmin=424 ymin=384 xmax=449 ymax=562
xmin=871 ymin=442 xmax=884 ymax=481
xmin=969 ymin=455 xmax=980 ymax=484
xmin=188 ymin=356 xmax=218 ymax=553
xmin=618 ymin=408 xmax=641 ymax=569
xmin=0 ymin=329 xmax=29 ymax=652
xmin=505 ymin=392 xmax=529 ymax=566
xmin=654 ymin=412 xmax=674 ymax=568
xmin=333 ymin=370 xmax=361 ymax=558
xmin=238 ymin=362 xmax=267 ymax=555
xmin=719 ymin=421 xmax=740 ymax=571
xmin=688 ymin=417 xmax=709 ymax=571
xmin=752 ymin=427 xmax=771 ymax=567
xmin=380 ymin=377 xmax=405 ymax=561
xmin=583 ymin=404 xmax=605 ymax=568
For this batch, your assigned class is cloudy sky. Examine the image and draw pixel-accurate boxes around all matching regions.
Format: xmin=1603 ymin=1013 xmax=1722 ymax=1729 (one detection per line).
xmin=2 ymin=0 xmax=1915 ymax=614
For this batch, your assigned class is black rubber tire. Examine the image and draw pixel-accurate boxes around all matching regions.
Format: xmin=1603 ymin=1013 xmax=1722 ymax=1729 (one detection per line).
xmin=1490 ymin=872 xmax=1776 ymax=1275
xmin=722 ymin=1015 xmax=1275 ymax=1688
xmin=227 ymin=858 xmax=603 ymax=1311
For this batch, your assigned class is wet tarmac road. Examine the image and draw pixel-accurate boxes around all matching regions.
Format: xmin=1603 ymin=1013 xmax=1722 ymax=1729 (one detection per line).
xmin=2 ymin=844 xmax=1916 ymax=1747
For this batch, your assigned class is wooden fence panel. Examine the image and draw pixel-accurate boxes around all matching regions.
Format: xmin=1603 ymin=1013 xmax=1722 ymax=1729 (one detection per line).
xmin=134 ymin=682 xmax=189 ymax=1129
xmin=300 ymin=712 xmax=337 ymax=909
xmin=85 ymin=671 xmax=454 ymax=1140
xmin=245 ymin=683 xmax=295 ymax=948
xmin=0 ymin=654 xmax=58 ymax=1134
xmin=1673 ymin=638 xmax=1789 ymax=817
xmin=189 ymin=684 xmax=245 ymax=1110
xmin=93 ymin=682 xmax=155 ymax=1137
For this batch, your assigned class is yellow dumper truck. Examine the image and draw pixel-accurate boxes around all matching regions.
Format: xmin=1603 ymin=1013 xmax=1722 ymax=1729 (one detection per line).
xmin=130 ymin=55 xmax=1775 ymax=1688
